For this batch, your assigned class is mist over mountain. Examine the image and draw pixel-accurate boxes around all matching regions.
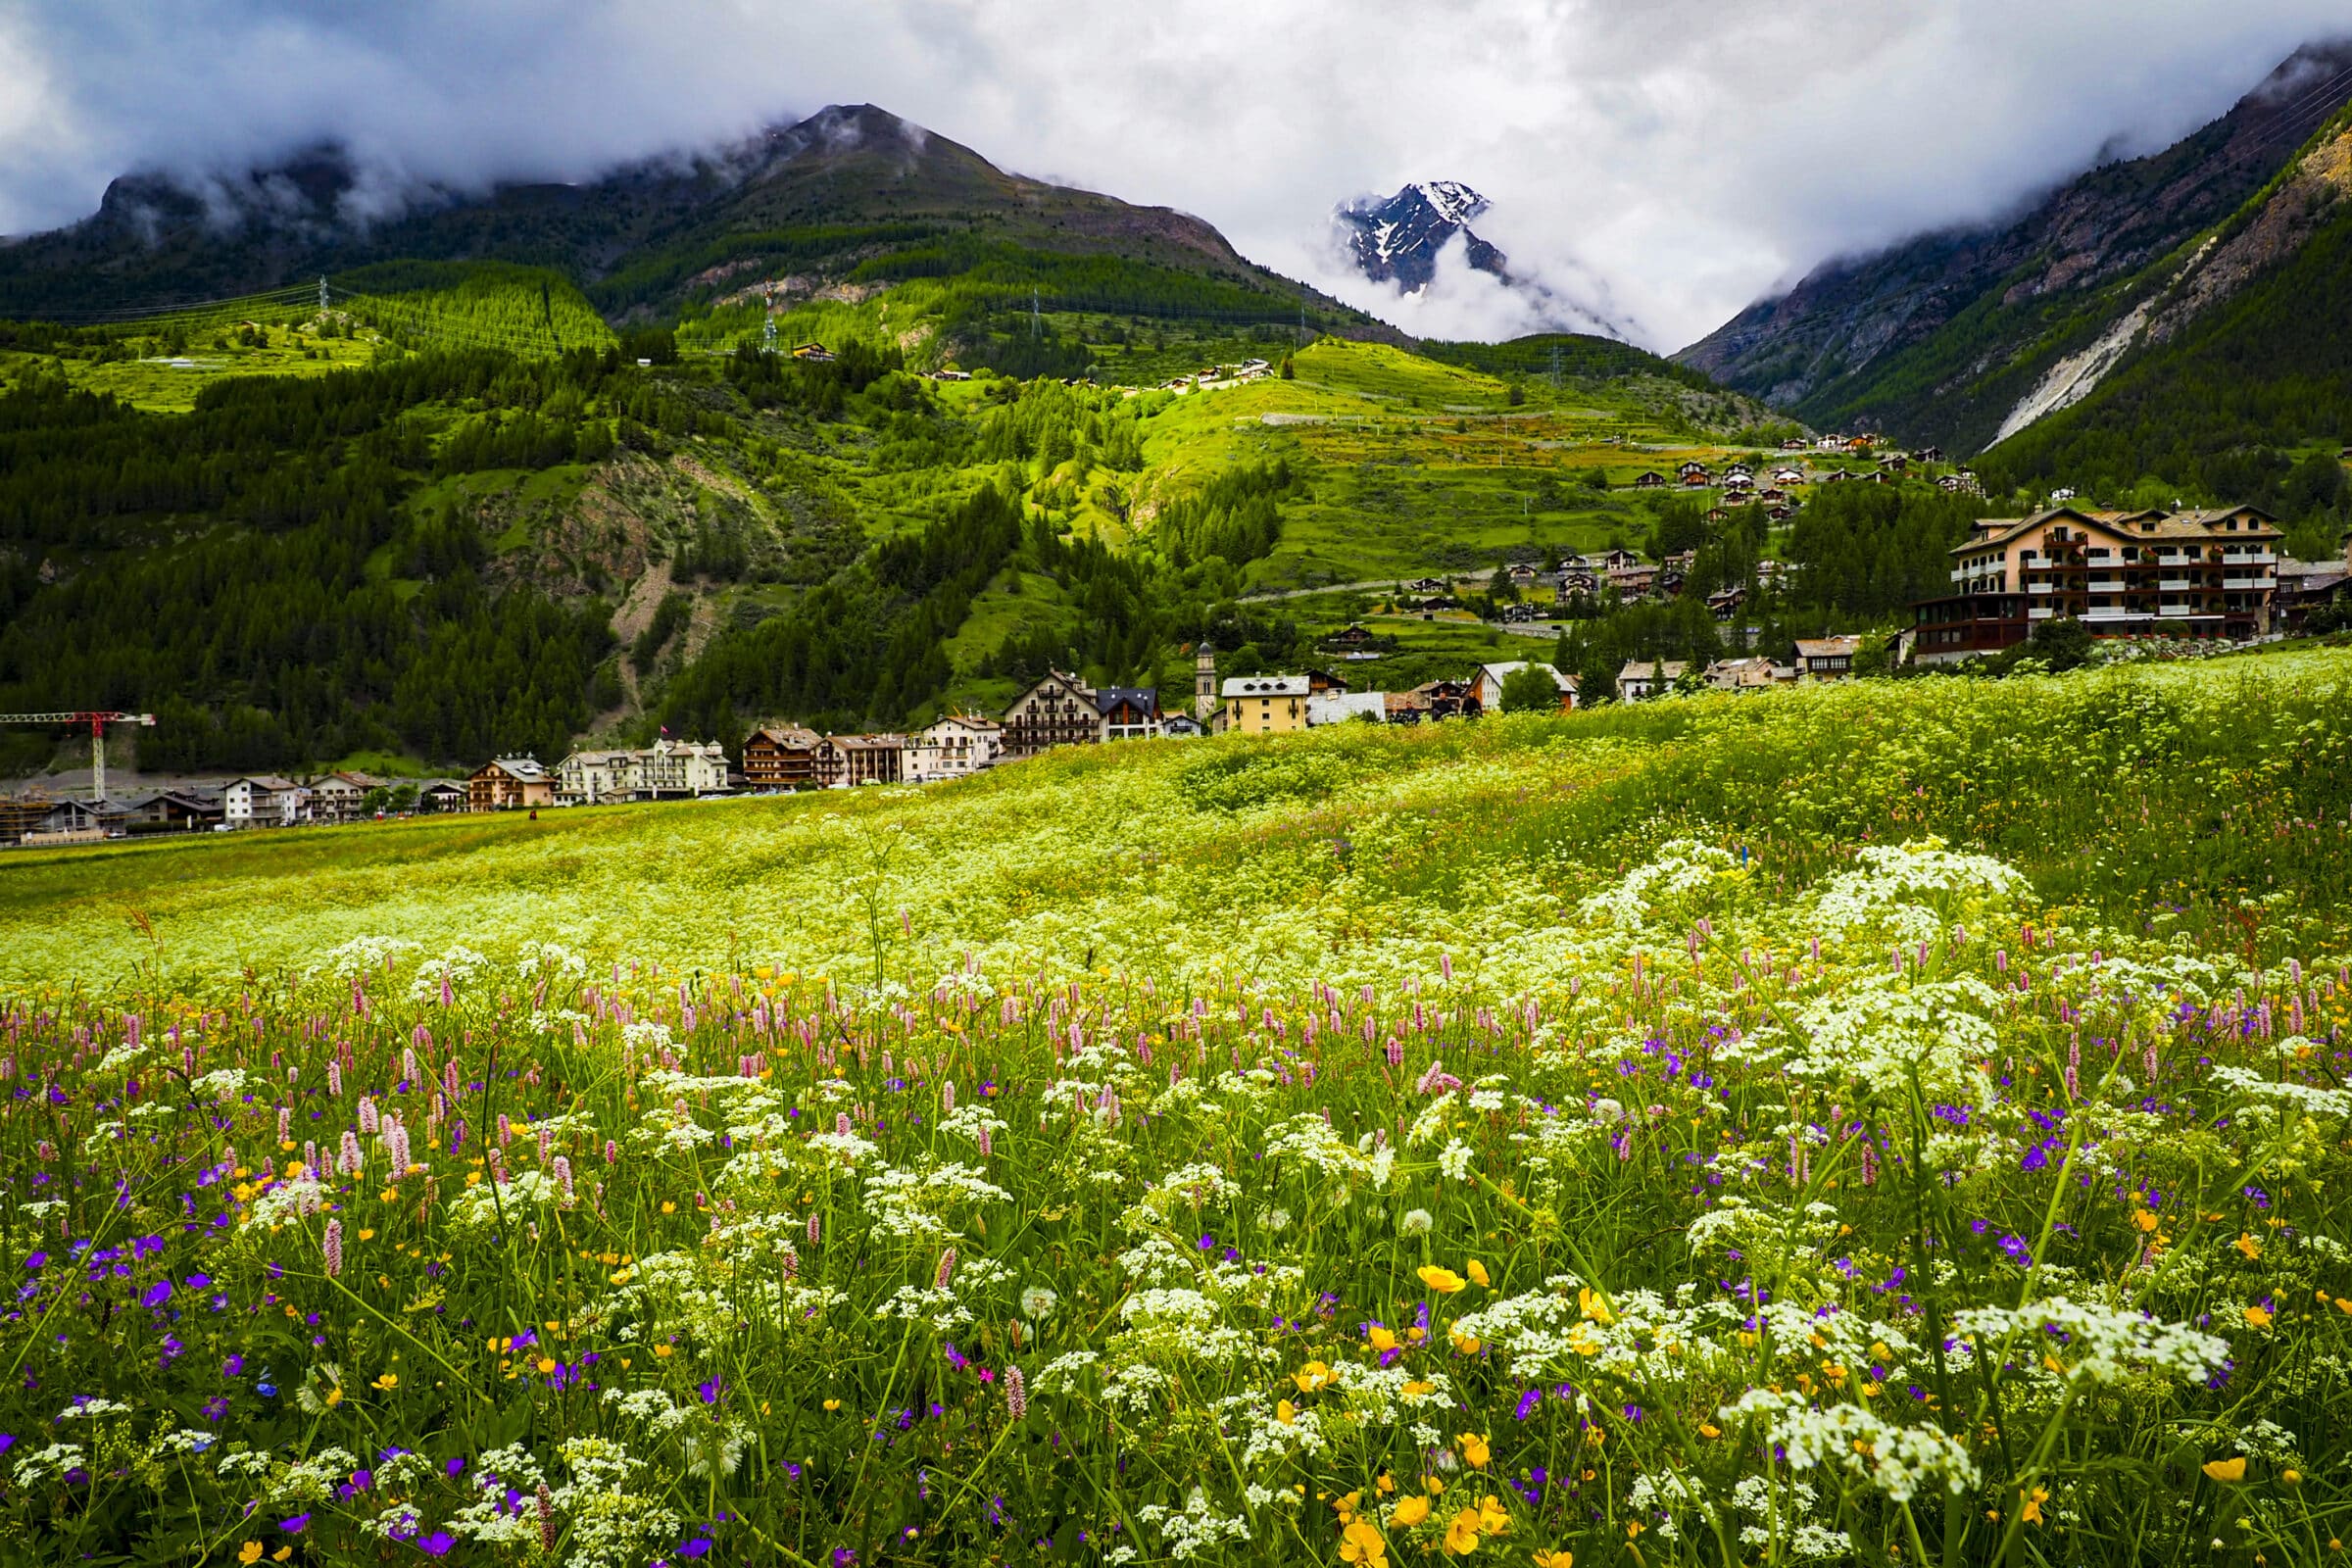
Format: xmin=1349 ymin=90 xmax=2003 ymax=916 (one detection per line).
xmin=9 ymin=5 xmax=2352 ymax=350
xmin=1678 ymin=41 xmax=2352 ymax=450
xmin=0 ymin=102 xmax=1361 ymax=331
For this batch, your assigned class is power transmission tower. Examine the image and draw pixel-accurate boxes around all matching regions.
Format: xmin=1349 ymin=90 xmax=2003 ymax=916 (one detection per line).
xmin=318 ymin=275 xmax=330 ymax=315
xmin=1550 ymin=343 xmax=1562 ymax=389
xmin=763 ymin=312 xmax=778 ymax=355
xmin=1031 ymin=287 xmax=1042 ymax=339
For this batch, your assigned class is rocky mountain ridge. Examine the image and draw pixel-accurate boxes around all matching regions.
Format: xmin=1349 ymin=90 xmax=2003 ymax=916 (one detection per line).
xmin=1335 ymin=180 xmax=1509 ymax=292
xmin=1677 ymin=41 xmax=2352 ymax=451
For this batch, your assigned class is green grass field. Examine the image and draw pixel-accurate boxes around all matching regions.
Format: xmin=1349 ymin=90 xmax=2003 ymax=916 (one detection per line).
xmin=7 ymin=654 xmax=2352 ymax=1567
xmin=0 ymin=329 xmax=383 ymax=413
xmin=9 ymin=652 xmax=2349 ymax=992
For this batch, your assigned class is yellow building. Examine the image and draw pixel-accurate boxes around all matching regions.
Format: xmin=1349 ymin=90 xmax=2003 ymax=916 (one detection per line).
xmin=1215 ymin=674 xmax=1310 ymax=734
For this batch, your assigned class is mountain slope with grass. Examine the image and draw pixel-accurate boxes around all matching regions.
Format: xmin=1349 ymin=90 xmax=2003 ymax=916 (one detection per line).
xmin=1972 ymin=108 xmax=2352 ymax=524
xmin=0 ymin=282 xmax=1798 ymax=780
xmin=0 ymin=104 xmax=1384 ymax=353
xmin=0 ymin=105 xmax=1850 ymax=785
xmin=1677 ymin=42 xmax=2352 ymax=452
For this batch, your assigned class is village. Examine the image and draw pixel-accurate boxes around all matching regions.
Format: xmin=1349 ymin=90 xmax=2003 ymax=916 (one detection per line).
xmin=0 ymin=491 xmax=2338 ymax=849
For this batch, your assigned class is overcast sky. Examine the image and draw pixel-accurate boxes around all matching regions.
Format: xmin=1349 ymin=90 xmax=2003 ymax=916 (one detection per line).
xmin=3 ymin=2 xmax=2348 ymax=350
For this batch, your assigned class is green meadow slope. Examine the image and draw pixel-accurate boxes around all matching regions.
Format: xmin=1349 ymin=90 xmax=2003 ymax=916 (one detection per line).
xmin=6 ymin=650 xmax=2348 ymax=992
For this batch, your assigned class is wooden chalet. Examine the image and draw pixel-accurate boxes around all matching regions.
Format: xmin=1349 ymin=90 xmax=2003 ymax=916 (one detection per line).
xmin=466 ymin=758 xmax=554 ymax=812
xmin=118 ymin=790 xmax=223 ymax=833
xmin=1095 ymin=687 xmax=1161 ymax=741
xmin=742 ymin=724 xmax=824 ymax=790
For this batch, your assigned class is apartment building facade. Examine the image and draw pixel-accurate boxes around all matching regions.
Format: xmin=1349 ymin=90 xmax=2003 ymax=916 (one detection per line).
xmin=1913 ymin=506 xmax=2280 ymax=663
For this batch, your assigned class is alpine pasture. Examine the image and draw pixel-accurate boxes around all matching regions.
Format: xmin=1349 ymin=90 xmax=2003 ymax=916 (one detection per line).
xmin=7 ymin=654 xmax=2352 ymax=1566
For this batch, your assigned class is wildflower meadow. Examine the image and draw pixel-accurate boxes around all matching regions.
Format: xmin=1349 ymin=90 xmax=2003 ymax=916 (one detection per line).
xmin=9 ymin=653 xmax=2352 ymax=1565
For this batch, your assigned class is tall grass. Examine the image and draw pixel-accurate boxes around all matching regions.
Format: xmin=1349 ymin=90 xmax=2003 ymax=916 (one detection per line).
xmin=3 ymin=656 xmax=2352 ymax=1564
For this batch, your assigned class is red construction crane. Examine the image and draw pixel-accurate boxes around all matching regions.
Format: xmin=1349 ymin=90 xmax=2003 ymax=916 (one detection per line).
xmin=0 ymin=711 xmax=156 ymax=803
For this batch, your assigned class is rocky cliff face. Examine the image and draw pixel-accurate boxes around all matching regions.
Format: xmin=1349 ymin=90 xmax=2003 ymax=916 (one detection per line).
xmin=1676 ymin=43 xmax=2352 ymax=449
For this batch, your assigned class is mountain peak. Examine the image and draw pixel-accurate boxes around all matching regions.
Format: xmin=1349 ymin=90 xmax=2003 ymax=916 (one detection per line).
xmin=1335 ymin=180 xmax=1506 ymax=292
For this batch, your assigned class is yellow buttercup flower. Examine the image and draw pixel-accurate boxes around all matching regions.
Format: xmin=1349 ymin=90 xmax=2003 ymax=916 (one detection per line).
xmin=1339 ymin=1519 xmax=1389 ymax=1565
xmin=1294 ymin=1359 xmax=1333 ymax=1393
xmin=237 ymin=1544 xmax=264 ymax=1565
xmin=1443 ymin=1507 xmax=1483 ymax=1555
xmin=2203 ymin=1456 xmax=2247 ymax=1483
xmin=371 ymin=1372 xmax=398 ymax=1391
xmin=1457 ymin=1432 xmax=1491 ymax=1468
xmin=1466 ymin=1259 xmax=1491 ymax=1287
xmin=1276 ymin=1398 xmax=1297 ymax=1425
xmin=2245 ymin=1304 xmax=2274 ymax=1329
xmin=2236 ymin=1233 xmax=2263 ymax=1260
xmin=1392 ymin=1494 xmax=1431 ymax=1527
xmin=1367 ymin=1326 xmax=1400 ymax=1353
xmin=1419 ymin=1265 xmax=1466 ymax=1295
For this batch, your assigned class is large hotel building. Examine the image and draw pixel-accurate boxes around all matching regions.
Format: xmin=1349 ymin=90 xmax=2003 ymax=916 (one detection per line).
xmin=1912 ymin=506 xmax=2280 ymax=663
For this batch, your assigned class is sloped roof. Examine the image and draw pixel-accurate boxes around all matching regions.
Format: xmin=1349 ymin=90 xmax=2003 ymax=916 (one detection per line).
xmin=1957 ymin=505 xmax=2284 ymax=556
xmin=1478 ymin=661 xmax=1575 ymax=692
xmin=1222 ymin=675 xmax=1310 ymax=698
xmin=1094 ymin=686 xmax=1158 ymax=713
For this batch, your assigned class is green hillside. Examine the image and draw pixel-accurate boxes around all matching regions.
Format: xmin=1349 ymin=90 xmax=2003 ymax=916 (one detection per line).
xmin=1 ymin=247 xmax=1869 ymax=778
xmin=1976 ymin=130 xmax=2352 ymax=539
xmin=0 ymin=105 xmax=1994 ymax=783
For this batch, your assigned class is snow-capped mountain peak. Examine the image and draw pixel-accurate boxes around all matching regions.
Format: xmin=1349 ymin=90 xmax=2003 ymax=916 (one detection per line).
xmin=1335 ymin=179 xmax=1505 ymax=292
xmin=1413 ymin=180 xmax=1489 ymax=227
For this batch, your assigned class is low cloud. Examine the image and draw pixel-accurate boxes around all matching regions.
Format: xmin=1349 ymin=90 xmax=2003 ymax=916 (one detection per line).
xmin=4 ymin=3 xmax=2348 ymax=350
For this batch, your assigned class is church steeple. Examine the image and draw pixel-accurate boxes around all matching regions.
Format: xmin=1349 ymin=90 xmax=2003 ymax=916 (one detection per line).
xmin=1194 ymin=643 xmax=1217 ymax=720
